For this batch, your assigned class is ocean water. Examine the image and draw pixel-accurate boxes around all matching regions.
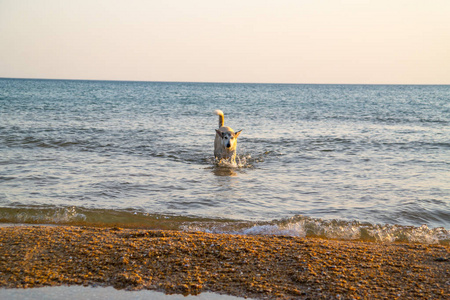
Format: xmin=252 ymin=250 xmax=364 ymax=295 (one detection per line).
xmin=1 ymin=79 xmax=449 ymax=243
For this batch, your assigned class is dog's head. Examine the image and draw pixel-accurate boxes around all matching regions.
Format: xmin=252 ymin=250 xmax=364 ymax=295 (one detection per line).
xmin=215 ymin=129 xmax=242 ymax=150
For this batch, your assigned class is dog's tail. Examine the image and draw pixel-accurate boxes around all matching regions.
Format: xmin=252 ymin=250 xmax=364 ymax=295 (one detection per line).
xmin=214 ymin=110 xmax=224 ymax=128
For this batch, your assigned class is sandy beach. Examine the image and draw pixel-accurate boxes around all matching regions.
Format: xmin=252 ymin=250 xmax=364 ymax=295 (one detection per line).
xmin=0 ymin=225 xmax=448 ymax=299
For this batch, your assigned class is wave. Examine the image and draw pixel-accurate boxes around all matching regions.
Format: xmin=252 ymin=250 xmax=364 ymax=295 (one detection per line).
xmin=0 ymin=206 xmax=202 ymax=230
xmin=184 ymin=216 xmax=450 ymax=245
xmin=1 ymin=134 xmax=101 ymax=150
xmin=1 ymin=206 xmax=448 ymax=245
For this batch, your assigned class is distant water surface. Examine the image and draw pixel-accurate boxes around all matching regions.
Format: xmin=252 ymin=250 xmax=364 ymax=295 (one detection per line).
xmin=1 ymin=79 xmax=449 ymax=243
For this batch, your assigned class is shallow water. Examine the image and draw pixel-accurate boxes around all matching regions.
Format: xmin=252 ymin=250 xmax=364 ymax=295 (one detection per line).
xmin=0 ymin=286 xmax=246 ymax=300
xmin=1 ymin=79 xmax=449 ymax=242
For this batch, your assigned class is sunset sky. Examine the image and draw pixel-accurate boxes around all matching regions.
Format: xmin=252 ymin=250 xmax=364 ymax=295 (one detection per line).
xmin=1 ymin=0 xmax=449 ymax=84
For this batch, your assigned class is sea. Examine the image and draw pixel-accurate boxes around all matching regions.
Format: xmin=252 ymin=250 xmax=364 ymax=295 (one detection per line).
xmin=1 ymin=78 xmax=449 ymax=244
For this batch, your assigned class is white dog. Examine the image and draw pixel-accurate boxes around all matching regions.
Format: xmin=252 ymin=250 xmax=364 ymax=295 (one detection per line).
xmin=214 ymin=110 xmax=242 ymax=164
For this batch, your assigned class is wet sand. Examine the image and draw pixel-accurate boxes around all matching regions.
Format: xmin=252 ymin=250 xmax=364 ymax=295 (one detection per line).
xmin=0 ymin=225 xmax=448 ymax=299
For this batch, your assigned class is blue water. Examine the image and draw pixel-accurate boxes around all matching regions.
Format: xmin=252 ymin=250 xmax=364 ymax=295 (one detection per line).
xmin=1 ymin=79 xmax=449 ymax=242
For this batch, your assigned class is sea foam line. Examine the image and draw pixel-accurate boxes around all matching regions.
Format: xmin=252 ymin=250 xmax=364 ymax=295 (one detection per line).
xmin=182 ymin=216 xmax=450 ymax=245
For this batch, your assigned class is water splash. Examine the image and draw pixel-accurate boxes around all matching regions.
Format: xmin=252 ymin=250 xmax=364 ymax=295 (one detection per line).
xmin=206 ymin=154 xmax=254 ymax=176
xmin=212 ymin=154 xmax=252 ymax=168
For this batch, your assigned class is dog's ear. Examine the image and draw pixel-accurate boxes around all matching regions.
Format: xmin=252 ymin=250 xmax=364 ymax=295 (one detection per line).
xmin=234 ymin=130 xmax=242 ymax=138
xmin=215 ymin=129 xmax=223 ymax=138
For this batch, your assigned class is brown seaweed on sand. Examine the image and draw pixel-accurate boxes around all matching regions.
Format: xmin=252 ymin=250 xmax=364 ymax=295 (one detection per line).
xmin=0 ymin=226 xmax=448 ymax=299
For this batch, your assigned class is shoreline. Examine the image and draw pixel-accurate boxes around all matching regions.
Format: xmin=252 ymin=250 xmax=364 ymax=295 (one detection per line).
xmin=0 ymin=225 xmax=448 ymax=299
xmin=0 ymin=286 xmax=246 ymax=300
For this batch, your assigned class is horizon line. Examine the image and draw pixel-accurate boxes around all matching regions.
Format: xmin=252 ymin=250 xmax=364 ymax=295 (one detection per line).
xmin=1 ymin=76 xmax=449 ymax=86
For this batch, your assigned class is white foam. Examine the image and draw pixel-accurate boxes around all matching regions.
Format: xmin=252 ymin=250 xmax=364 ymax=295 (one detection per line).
xmin=183 ymin=216 xmax=450 ymax=244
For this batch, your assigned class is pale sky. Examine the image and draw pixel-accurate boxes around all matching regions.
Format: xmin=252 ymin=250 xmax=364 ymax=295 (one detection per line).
xmin=1 ymin=0 xmax=449 ymax=84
